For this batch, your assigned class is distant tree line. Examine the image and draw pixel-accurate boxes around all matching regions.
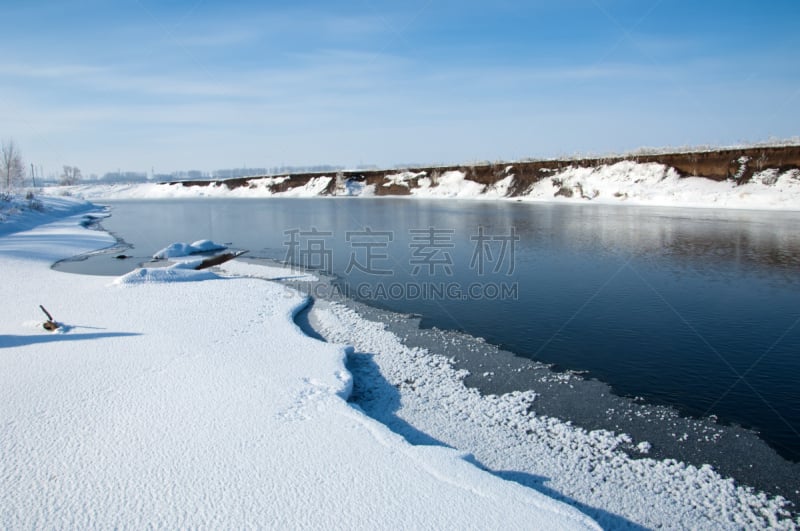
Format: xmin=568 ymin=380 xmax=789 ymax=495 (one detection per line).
xmin=60 ymin=166 xmax=82 ymax=185
xmin=0 ymin=138 xmax=87 ymax=191
xmin=1 ymin=140 xmax=25 ymax=190
xmin=1 ymin=138 xmax=373 ymax=189
xmin=155 ymin=165 xmax=351 ymax=182
xmin=100 ymin=171 xmax=148 ymax=184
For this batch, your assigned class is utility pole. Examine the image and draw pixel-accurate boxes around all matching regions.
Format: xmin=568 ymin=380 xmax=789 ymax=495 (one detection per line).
xmin=31 ymin=163 xmax=36 ymax=188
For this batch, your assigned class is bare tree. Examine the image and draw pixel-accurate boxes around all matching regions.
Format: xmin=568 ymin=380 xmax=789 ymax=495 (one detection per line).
xmin=1 ymin=139 xmax=25 ymax=190
xmin=60 ymin=165 xmax=82 ymax=186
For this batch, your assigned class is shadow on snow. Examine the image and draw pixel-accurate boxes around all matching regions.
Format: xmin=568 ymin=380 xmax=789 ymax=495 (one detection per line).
xmin=293 ymin=299 xmax=646 ymax=530
xmin=0 ymin=332 xmax=142 ymax=348
xmin=346 ymin=350 xmax=647 ymax=530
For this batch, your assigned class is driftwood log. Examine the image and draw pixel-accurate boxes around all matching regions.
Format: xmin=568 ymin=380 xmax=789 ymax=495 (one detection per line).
xmin=194 ymin=250 xmax=248 ymax=270
xmin=40 ymin=305 xmax=59 ymax=331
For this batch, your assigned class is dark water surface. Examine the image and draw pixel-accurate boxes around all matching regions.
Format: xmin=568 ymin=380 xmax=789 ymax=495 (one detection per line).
xmin=59 ymin=198 xmax=800 ymax=464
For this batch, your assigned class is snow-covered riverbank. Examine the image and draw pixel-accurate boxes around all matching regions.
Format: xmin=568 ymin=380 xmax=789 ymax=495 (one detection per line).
xmin=0 ymin=196 xmax=597 ymax=529
xmin=47 ymin=157 xmax=800 ymax=211
xmin=2 ymin=195 xmax=797 ymax=529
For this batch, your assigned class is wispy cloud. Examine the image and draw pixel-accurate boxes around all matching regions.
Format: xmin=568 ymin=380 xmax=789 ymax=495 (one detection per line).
xmin=2 ymin=1 xmax=798 ymax=176
xmin=0 ymin=63 xmax=106 ymax=79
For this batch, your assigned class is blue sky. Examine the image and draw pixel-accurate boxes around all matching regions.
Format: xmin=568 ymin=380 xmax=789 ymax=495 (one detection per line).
xmin=1 ymin=0 xmax=798 ymax=177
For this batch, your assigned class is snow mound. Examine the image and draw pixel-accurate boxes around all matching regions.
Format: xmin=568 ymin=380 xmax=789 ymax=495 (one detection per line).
xmin=384 ymin=171 xmax=426 ymax=188
xmin=484 ymin=175 xmax=515 ymax=198
xmin=153 ymin=239 xmax=227 ymax=259
xmin=412 ymin=170 xmax=486 ymax=198
xmin=114 ymin=262 xmax=219 ymax=284
xmin=247 ymin=176 xmax=290 ymax=191
xmin=520 ymin=161 xmax=800 ymax=210
xmin=278 ymin=176 xmax=332 ymax=197
xmin=525 ymin=161 xmax=679 ymax=202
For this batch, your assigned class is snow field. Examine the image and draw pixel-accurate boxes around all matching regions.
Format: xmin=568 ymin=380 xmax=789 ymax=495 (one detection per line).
xmin=0 ymin=197 xmax=598 ymax=529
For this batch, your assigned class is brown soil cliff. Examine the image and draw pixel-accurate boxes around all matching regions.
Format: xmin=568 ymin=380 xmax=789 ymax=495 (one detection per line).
xmin=173 ymin=145 xmax=800 ymax=197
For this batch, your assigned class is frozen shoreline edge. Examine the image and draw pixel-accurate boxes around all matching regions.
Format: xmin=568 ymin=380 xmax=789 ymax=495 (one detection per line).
xmin=302 ymin=292 xmax=799 ymax=528
xmin=281 ymin=268 xmax=800 ymax=503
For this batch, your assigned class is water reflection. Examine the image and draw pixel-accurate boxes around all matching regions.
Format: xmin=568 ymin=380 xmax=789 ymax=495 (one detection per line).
xmin=513 ymin=204 xmax=800 ymax=276
xmin=75 ymin=199 xmax=800 ymax=277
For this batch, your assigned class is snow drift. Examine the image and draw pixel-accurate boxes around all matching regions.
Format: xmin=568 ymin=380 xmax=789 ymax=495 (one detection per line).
xmin=152 ymin=239 xmax=227 ymax=259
